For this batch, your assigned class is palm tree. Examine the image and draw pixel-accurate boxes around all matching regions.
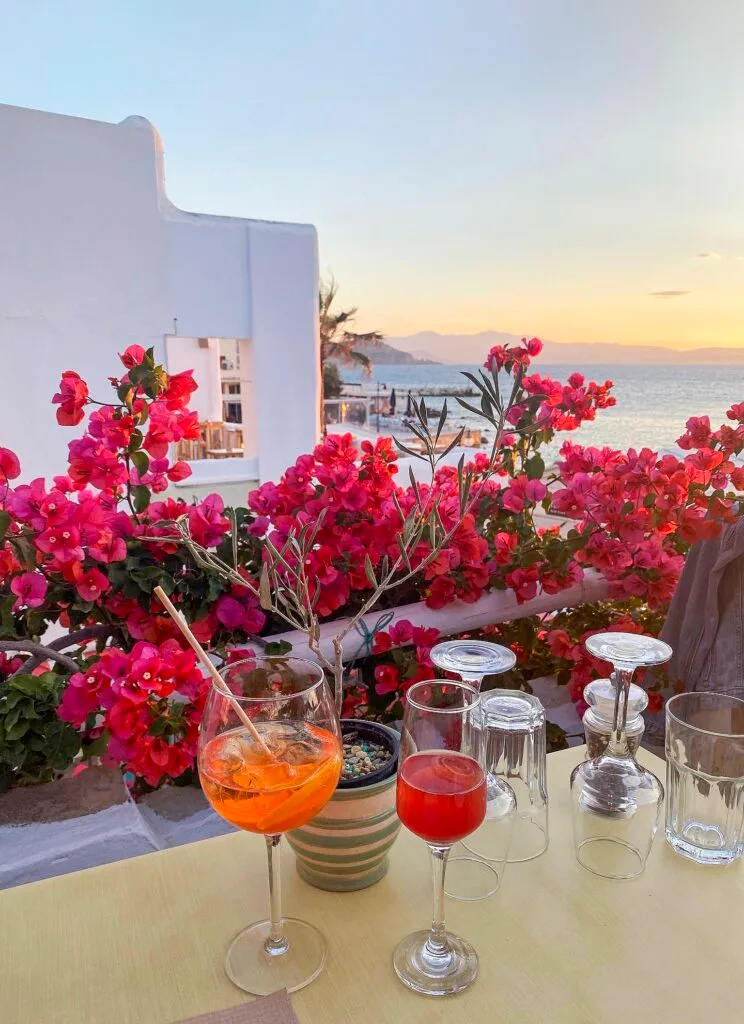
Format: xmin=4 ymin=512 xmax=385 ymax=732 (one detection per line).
xmin=319 ymin=276 xmax=382 ymax=378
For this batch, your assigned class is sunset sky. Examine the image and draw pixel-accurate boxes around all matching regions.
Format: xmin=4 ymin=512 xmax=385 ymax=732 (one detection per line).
xmin=2 ymin=1 xmax=742 ymax=350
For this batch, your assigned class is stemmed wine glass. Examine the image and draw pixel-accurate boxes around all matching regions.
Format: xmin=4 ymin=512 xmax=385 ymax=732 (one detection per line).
xmin=570 ymin=632 xmax=672 ymax=879
xmin=431 ymin=639 xmax=516 ymax=689
xmin=430 ymin=640 xmax=517 ymax=900
xmin=394 ymin=679 xmax=486 ymax=996
xmin=198 ymin=657 xmax=342 ymax=995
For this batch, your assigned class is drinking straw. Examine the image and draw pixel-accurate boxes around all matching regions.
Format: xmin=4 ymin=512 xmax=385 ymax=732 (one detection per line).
xmin=154 ymin=585 xmax=273 ymax=757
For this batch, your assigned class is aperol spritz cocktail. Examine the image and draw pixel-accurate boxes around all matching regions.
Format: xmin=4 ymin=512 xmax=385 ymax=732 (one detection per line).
xmin=198 ymin=657 xmax=342 ymax=997
xmin=393 ymin=680 xmax=486 ymax=997
xmin=201 ymin=722 xmax=342 ymax=834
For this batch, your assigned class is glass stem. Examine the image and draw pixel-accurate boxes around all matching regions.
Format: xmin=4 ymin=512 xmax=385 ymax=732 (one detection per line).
xmin=425 ymin=845 xmax=452 ymax=958
xmin=264 ymin=833 xmax=289 ymax=956
xmin=609 ymin=667 xmax=633 ymax=756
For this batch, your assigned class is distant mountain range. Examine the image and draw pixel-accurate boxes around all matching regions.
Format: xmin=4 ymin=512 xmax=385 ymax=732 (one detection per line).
xmin=380 ymin=331 xmax=744 ymax=366
xmin=348 ymin=339 xmax=439 ymax=365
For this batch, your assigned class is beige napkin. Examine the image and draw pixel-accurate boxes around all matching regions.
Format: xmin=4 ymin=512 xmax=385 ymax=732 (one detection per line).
xmin=177 ymin=990 xmax=301 ymax=1024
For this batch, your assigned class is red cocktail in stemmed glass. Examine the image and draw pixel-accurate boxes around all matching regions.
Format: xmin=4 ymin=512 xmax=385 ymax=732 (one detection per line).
xmin=393 ymin=680 xmax=486 ymax=996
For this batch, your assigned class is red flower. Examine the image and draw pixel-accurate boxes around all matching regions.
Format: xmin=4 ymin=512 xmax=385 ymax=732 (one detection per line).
xmin=546 ymin=629 xmax=572 ymax=659
xmin=74 ymin=566 xmax=110 ymax=602
xmin=119 ymin=345 xmax=147 ymax=368
xmin=372 ymin=632 xmax=393 ymax=654
xmin=0 ymin=447 xmax=21 ymax=482
xmin=374 ymin=663 xmax=400 ymax=696
xmin=646 ymin=691 xmax=664 ymax=714
xmin=163 ymin=370 xmax=198 ymax=411
xmin=10 ymin=572 xmax=48 ymax=611
xmin=35 ymin=525 xmax=84 ymax=563
xmin=53 ymin=371 xmax=89 ymax=426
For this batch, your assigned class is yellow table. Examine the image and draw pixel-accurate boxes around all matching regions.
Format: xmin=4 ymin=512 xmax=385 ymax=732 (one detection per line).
xmin=1 ymin=747 xmax=741 ymax=1024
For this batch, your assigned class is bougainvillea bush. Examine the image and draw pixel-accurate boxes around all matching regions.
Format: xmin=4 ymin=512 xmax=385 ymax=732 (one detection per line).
xmin=0 ymin=339 xmax=741 ymax=791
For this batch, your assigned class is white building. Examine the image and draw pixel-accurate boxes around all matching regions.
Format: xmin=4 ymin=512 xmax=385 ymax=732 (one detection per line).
xmin=0 ymin=103 xmax=320 ymax=492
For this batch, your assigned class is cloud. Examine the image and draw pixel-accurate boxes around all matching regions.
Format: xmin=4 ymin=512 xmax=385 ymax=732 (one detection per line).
xmin=697 ymin=251 xmax=722 ymax=259
xmin=648 ymin=290 xmax=691 ymax=297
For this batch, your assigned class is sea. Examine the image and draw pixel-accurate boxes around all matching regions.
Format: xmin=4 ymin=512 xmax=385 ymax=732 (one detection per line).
xmin=342 ymin=363 xmax=744 ymax=460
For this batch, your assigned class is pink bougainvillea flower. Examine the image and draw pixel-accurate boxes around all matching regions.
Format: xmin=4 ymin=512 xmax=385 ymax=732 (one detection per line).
xmin=35 ymin=524 xmax=84 ymax=563
xmin=119 ymin=344 xmax=147 ymax=368
xmin=167 ymin=460 xmax=192 ymax=483
xmin=389 ymin=620 xmax=414 ymax=646
xmin=215 ymin=595 xmax=249 ymax=631
xmin=73 ymin=566 xmax=110 ymax=602
xmin=88 ymin=528 xmax=127 ymax=564
xmin=163 ymin=370 xmax=199 ymax=411
xmin=10 ymin=572 xmax=48 ymax=611
xmin=0 ymin=446 xmax=21 ymax=482
xmin=374 ymin=663 xmax=400 ymax=696
xmin=372 ymin=631 xmax=393 ymax=654
xmin=53 ymin=371 xmax=89 ymax=426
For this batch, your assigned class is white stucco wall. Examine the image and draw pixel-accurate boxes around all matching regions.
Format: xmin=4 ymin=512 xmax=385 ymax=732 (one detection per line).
xmin=0 ymin=102 xmax=319 ymax=486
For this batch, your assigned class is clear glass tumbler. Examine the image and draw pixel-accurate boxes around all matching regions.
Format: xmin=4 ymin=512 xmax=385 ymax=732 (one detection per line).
xmin=481 ymin=689 xmax=549 ymax=863
xmin=665 ymin=692 xmax=744 ymax=866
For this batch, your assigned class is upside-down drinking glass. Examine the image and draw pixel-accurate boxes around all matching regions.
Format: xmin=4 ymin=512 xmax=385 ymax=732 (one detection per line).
xmin=394 ymin=680 xmax=487 ymax=996
xmin=198 ymin=657 xmax=342 ymax=995
xmin=571 ymin=632 xmax=671 ymax=879
xmin=430 ymin=641 xmax=517 ymax=900
xmin=665 ymin=692 xmax=744 ymax=865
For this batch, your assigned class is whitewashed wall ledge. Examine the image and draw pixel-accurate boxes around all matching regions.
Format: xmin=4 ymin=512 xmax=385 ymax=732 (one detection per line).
xmin=266 ymin=569 xmax=609 ymax=664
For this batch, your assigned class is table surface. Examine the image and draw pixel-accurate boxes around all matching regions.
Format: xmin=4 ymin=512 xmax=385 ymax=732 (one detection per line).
xmin=1 ymin=746 xmax=741 ymax=1024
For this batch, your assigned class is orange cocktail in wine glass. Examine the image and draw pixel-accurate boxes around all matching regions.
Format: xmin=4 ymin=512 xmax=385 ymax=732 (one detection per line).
xmin=198 ymin=657 xmax=342 ymax=996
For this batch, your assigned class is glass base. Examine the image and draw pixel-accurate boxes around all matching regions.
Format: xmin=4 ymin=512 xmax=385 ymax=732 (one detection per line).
xmin=393 ymin=929 xmax=478 ymax=996
xmin=225 ymin=917 xmax=327 ymax=995
xmin=444 ymin=855 xmax=502 ymax=901
xmin=665 ymin=827 xmax=744 ymax=866
xmin=508 ymin=816 xmax=549 ymax=863
xmin=575 ymin=836 xmax=645 ymax=879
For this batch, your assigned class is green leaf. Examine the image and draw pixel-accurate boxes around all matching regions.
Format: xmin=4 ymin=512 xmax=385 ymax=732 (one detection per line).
xmin=0 ymin=510 xmax=11 ymax=541
xmin=9 ymin=534 xmax=37 ymax=570
xmin=4 ymin=720 xmax=29 ymax=742
xmin=82 ymin=730 xmax=110 ymax=759
xmin=128 ymin=429 xmax=144 ymax=453
xmin=117 ymin=382 xmax=133 ymax=406
xmin=8 ymin=674 xmax=49 ymax=698
xmin=526 ymin=454 xmax=545 ymax=481
xmin=131 ymin=450 xmax=150 ymax=476
xmin=364 ymin=554 xmax=378 ymax=589
xmin=435 ymin=400 xmax=448 ymax=442
xmin=259 ymin=564 xmax=272 ymax=610
xmin=264 ymin=640 xmax=292 ymax=656
xmin=437 ymin=430 xmax=465 ymax=461
xmin=132 ymin=485 xmax=151 ymax=514
xmin=643 ymin=493 xmax=656 ymax=508
xmin=394 ymin=439 xmax=422 ymax=458
xmin=456 ymin=398 xmax=487 ymax=419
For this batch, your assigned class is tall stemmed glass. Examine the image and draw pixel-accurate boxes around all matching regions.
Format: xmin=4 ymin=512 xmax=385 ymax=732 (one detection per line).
xmin=198 ymin=657 xmax=342 ymax=995
xmin=394 ymin=680 xmax=486 ymax=996
xmin=431 ymin=640 xmax=517 ymax=690
xmin=570 ymin=632 xmax=672 ymax=879
xmin=430 ymin=640 xmax=517 ymax=900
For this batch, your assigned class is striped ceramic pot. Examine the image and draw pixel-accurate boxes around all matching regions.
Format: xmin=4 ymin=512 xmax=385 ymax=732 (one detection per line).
xmin=287 ymin=723 xmax=401 ymax=891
